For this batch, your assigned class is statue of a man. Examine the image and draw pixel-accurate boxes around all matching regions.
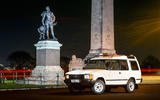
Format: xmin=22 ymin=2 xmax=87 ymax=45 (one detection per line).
xmin=41 ymin=6 xmax=57 ymax=40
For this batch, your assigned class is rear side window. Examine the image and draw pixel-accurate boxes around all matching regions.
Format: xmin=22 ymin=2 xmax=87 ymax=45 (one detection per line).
xmin=119 ymin=60 xmax=129 ymax=70
xmin=106 ymin=60 xmax=128 ymax=70
xmin=130 ymin=61 xmax=139 ymax=70
xmin=109 ymin=60 xmax=120 ymax=70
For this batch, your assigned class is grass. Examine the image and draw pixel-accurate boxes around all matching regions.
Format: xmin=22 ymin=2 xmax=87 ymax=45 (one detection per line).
xmin=0 ymin=83 xmax=41 ymax=89
xmin=0 ymin=80 xmax=41 ymax=89
xmin=0 ymin=80 xmax=66 ymax=89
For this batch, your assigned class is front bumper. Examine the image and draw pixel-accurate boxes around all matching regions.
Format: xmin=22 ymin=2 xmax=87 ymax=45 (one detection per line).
xmin=64 ymin=79 xmax=95 ymax=87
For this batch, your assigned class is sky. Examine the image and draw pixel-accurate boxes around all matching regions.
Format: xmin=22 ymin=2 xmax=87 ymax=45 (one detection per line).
xmin=0 ymin=0 xmax=160 ymax=64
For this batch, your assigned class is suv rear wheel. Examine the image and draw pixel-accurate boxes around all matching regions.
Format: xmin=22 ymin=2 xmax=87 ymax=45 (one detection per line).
xmin=125 ymin=79 xmax=135 ymax=93
xmin=91 ymin=80 xmax=105 ymax=94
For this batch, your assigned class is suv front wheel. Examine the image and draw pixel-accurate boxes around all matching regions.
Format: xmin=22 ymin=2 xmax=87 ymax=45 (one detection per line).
xmin=125 ymin=79 xmax=135 ymax=93
xmin=91 ymin=80 xmax=105 ymax=94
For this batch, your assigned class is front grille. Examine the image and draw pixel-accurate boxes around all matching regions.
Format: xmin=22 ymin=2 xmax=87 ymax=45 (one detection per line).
xmin=69 ymin=75 xmax=84 ymax=79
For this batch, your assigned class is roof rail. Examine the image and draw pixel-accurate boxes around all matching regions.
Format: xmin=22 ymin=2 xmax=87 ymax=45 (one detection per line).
xmin=127 ymin=54 xmax=135 ymax=59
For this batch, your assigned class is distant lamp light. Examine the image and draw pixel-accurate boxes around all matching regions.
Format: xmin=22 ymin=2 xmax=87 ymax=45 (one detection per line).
xmin=103 ymin=53 xmax=108 ymax=56
xmin=99 ymin=53 xmax=103 ymax=56
xmin=99 ymin=53 xmax=108 ymax=57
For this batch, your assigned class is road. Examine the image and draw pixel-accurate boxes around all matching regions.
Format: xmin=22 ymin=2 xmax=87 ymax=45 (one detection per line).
xmin=0 ymin=85 xmax=160 ymax=100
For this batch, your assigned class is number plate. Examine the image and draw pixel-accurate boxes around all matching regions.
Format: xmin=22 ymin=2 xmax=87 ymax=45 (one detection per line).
xmin=71 ymin=79 xmax=80 ymax=83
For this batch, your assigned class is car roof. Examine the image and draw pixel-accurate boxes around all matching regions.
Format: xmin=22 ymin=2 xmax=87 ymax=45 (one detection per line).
xmin=91 ymin=55 xmax=137 ymax=60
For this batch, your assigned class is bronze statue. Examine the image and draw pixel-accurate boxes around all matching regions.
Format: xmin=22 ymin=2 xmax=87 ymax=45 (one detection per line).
xmin=38 ymin=6 xmax=57 ymax=40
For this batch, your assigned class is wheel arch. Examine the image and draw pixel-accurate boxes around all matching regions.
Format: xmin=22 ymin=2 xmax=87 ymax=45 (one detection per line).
xmin=96 ymin=77 xmax=105 ymax=84
xmin=128 ymin=77 xmax=136 ymax=83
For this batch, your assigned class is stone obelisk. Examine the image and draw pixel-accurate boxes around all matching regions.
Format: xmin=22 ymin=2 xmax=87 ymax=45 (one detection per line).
xmin=86 ymin=0 xmax=116 ymax=59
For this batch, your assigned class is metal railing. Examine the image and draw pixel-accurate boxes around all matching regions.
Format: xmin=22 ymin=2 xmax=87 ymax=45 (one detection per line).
xmin=0 ymin=70 xmax=65 ymax=90
xmin=1 ymin=68 xmax=160 ymax=89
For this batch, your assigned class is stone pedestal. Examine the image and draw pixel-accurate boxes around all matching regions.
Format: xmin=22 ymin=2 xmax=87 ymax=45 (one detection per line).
xmin=28 ymin=40 xmax=64 ymax=85
xmin=85 ymin=0 xmax=116 ymax=60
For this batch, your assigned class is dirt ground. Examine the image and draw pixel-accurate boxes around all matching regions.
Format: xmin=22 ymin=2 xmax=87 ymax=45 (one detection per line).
xmin=0 ymin=84 xmax=160 ymax=100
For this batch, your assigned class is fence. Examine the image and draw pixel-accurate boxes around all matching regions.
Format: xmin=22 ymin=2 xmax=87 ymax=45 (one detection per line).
xmin=0 ymin=69 xmax=160 ymax=89
xmin=0 ymin=70 xmax=31 ymax=83
xmin=0 ymin=70 xmax=63 ymax=89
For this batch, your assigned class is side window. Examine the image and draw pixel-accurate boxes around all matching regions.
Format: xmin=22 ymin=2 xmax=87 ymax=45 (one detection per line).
xmin=130 ymin=61 xmax=139 ymax=70
xmin=97 ymin=60 xmax=105 ymax=68
xmin=119 ymin=60 xmax=129 ymax=70
xmin=105 ymin=61 xmax=109 ymax=70
xmin=109 ymin=60 xmax=120 ymax=70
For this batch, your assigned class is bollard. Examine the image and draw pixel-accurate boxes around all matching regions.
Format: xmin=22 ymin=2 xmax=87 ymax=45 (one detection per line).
xmin=57 ymin=73 xmax=59 ymax=86
xmin=40 ymin=73 xmax=42 ymax=88
xmin=24 ymin=72 xmax=26 ymax=86
xmin=16 ymin=72 xmax=17 ymax=83
xmin=13 ymin=73 xmax=14 ymax=84
xmin=1 ymin=73 xmax=2 ymax=84
xmin=0 ymin=73 xmax=2 ymax=84
xmin=28 ymin=78 xmax=30 ymax=90
xmin=2 ymin=73 xmax=4 ymax=84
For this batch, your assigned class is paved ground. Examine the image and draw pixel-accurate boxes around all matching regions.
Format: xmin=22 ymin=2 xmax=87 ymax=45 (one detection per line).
xmin=0 ymin=84 xmax=160 ymax=100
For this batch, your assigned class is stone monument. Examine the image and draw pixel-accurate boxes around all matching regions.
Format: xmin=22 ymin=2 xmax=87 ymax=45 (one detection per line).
xmin=28 ymin=6 xmax=64 ymax=85
xmin=85 ymin=0 xmax=116 ymax=60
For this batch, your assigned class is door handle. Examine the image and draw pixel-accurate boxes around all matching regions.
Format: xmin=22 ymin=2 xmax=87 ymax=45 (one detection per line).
xmin=119 ymin=72 xmax=121 ymax=74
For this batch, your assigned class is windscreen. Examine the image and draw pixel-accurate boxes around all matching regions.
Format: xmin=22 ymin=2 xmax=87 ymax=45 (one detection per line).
xmin=84 ymin=60 xmax=106 ymax=69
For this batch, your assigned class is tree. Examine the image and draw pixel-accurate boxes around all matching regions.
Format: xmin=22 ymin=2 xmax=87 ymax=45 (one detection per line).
xmin=142 ymin=55 xmax=160 ymax=69
xmin=60 ymin=56 xmax=70 ymax=73
xmin=60 ymin=56 xmax=70 ymax=68
xmin=7 ymin=51 xmax=35 ymax=70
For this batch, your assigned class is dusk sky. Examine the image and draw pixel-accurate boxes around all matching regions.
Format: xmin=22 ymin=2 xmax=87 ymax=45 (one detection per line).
xmin=0 ymin=0 xmax=160 ymax=64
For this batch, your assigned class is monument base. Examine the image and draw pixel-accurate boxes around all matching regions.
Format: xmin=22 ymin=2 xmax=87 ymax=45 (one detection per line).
xmin=28 ymin=66 xmax=64 ymax=85
xmin=27 ymin=40 xmax=64 ymax=85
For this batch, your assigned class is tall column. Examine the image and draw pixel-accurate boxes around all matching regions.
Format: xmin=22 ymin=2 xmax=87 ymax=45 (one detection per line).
xmin=90 ymin=0 xmax=102 ymax=54
xmin=102 ymin=0 xmax=116 ymax=54
xmin=87 ymin=0 xmax=116 ymax=59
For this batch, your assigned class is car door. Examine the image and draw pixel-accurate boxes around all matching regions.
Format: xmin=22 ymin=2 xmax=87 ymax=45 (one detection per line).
xmin=107 ymin=60 xmax=129 ymax=85
xmin=118 ymin=60 xmax=130 ymax=84
xmin=129 ymin=60 xmax=141 ymax=84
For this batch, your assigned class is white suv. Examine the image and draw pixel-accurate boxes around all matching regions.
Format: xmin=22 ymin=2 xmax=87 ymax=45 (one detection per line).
xmin=64 ymin=55 xmax=142 ymax=94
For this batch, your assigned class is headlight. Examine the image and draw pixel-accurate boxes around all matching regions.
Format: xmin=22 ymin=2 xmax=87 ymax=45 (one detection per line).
xmin=84 ymin=74 xmax=93 ymax=80
xmin=65 ymin=75 xmax=69 ymax=79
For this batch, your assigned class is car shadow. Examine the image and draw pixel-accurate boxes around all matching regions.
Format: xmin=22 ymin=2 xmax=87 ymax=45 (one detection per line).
xmin=45 ymin=90 xmax=128 ymax=96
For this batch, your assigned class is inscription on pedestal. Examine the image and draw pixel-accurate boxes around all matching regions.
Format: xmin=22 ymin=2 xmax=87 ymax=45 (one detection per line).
xmin=37 ymin=49 xmax=60 ymax=66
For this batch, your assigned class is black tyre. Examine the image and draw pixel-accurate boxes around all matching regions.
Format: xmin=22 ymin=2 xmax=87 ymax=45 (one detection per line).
xmin=105 ymin=87 xmax=111 ymax=93
xmin=125 ymin=79 xmax=135 ymax=93
xmin=91 ymin=80 xmax=105 ymax=94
